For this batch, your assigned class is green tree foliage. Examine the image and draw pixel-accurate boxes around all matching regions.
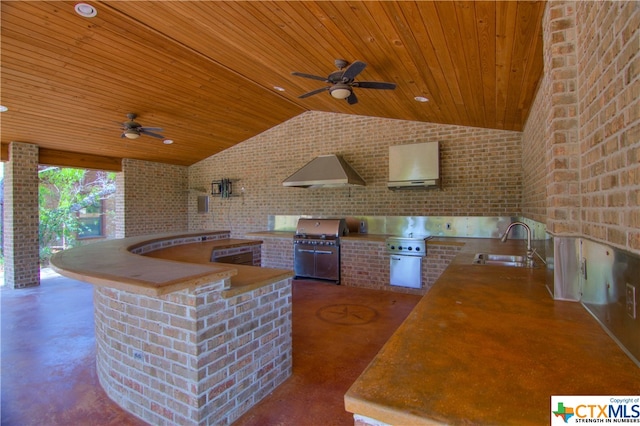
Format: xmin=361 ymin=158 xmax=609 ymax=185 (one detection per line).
xmin=38 ymin=167 xmax=116 ymax=264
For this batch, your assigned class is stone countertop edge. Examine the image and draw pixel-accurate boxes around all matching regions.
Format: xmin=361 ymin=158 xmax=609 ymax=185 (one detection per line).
xmin=48 ymin=231 xmax=275 ymax=297
xmin=343 ymin=238 xmax=640 ymax=425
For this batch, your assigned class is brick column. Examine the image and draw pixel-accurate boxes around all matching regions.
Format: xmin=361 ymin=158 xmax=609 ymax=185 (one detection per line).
xmin=115 ymin=158 xmax=188 ymax=238
xmin=3 ymin=142 xmax=40 ymax=288
xmin=544 ymin=1 xmax=580 ymax=235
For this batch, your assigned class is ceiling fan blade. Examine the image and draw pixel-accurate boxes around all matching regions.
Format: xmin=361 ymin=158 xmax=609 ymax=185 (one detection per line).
xmin=298 ymin=86 xmax=330 ymax=99
xmin=355 ymin=81 xmax=397 ymax=90
xmin=291 ymin=72 xmax=329 ymax=82
xmin=347 ymin=92 xmax=358 ymax=105
xmin=342 ymin=61 xmax=367 ymax=80
xmin=139 ymin=127 xmax=163 ymax=131
xmin=140 ymin=130 xmax=165 ymax=139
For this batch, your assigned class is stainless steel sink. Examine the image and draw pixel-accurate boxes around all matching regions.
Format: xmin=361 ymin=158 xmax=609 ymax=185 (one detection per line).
xmin=473 ymin=253 xmax=531 ymax=267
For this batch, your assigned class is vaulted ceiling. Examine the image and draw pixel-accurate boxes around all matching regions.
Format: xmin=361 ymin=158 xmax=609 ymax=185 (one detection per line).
xmin=1 ymin=1 xmax=545 ymax=169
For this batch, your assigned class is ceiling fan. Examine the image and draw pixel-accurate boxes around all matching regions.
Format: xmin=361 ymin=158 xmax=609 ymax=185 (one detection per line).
xmin=119 ymin=113 xmax=164 ymax=140
xmin=291 ymin=59 xmax=396 ymax=105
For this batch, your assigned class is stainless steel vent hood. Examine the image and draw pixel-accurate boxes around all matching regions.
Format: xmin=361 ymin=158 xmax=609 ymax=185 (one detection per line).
xmin=282 ymin=155 xmax=366 ymax=188
xmin=388 ymin=141 xmax=440 ymax=189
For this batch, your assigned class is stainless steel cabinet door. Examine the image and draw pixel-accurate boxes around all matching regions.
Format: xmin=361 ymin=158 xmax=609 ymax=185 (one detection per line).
xmin=315 ymin=247 xmax=339 ymax=281
xmin=294 ymin=244 xmax=316 ymax=278
xmin=390 ymin=255 xmax=422 ymax=288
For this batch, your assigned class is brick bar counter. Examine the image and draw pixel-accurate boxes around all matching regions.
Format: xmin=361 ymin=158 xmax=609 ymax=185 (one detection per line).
xmin=50 ymin=231 xmax=293 ymax=425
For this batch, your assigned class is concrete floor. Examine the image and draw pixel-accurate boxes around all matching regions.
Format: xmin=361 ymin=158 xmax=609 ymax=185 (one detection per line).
xmin=1 ymin=271 xmax=421 ymax=425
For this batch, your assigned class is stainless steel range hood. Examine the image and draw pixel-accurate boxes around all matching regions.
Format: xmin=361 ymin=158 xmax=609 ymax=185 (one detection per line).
xmin=388 ymin=141 xmax=440 ymax=189
xmin=282 ymin=155 xmax=366 ymax=188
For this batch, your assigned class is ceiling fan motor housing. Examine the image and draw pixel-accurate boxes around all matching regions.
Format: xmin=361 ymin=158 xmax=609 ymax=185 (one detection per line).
xmin=328 ymin=70 xmax=346 ymax=84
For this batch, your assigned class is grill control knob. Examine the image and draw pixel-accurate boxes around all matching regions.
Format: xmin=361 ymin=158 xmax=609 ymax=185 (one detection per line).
xmin=408 ymin=246 xmax=413 ymax=250
xmin=398 ymin=246 xmax=403 ymax=250
xmin=390 ymin=245 xmax=395 ymax=250
xmin=416 ymin=247 xmax=421 ymax=251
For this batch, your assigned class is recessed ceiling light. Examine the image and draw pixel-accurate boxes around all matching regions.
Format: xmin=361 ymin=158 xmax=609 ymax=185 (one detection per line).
xmin=74 ymin=3 xmax=97 ymax=18
xmin=163 ymin=139 xmax=174 ymax=145
xmin=273 ymin=86 xmax=285 ymax=92
xmin=0 ymin=105 xmax=8 ymax=112
xmin=414 ymin=96 xmax=429 ymax=103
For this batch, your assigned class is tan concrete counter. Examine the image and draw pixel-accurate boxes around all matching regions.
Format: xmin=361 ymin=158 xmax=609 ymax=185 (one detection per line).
xmin=143 ymin=238 xmax=261 ymax=263
xmin=50 ymin=231 xmax=292 ymax=297
xmin=344 ymin=238 xmax=640 ymax=425
xmin=143 ymin=239 xmax=293 ymax=298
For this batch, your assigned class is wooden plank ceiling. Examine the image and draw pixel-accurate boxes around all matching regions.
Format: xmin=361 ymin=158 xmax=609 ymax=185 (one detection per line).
xmin=0 ymin=1 xmax=544 ymax=168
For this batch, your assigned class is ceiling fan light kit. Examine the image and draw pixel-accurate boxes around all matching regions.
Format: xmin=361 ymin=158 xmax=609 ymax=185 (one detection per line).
xmin=330 ymin=84 xmax=352 ymax=100
xmin=124 ymin=129 xmax=140 ymax=139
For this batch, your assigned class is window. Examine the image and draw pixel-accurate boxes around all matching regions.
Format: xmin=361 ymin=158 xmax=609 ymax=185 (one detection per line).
xmin=77 ymin=199 xmax=104 ymax=238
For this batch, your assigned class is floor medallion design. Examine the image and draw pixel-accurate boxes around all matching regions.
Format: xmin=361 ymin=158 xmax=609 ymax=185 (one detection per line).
xmin=316 ymin=304 xmax=379 ymax=325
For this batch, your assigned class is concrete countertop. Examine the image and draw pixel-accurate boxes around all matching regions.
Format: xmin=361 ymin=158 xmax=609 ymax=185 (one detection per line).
xmin=344 ymin=238 xmax=640 ymax=425
xmin=143 ymin=239 xmax=293 ymax=298
xmin=50 ymin=231 xmax=291 ymax=297
xmin=143 ymin=238 xmax=262 ymax=263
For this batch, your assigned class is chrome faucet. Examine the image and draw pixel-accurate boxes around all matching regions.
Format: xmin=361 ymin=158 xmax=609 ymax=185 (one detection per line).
xmin=501 ymin=221 xmax=533 ymax=262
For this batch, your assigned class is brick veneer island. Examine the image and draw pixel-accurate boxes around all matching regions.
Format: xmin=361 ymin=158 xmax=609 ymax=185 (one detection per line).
xmin=50 ymin=231 xmax=293 ymax=425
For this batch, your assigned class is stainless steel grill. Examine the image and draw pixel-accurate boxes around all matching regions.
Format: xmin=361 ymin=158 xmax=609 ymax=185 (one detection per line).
xmin=294 ymin=219 xmax=347 ymax=242
xmin=293 ymin=218 xmax=347 ymax=283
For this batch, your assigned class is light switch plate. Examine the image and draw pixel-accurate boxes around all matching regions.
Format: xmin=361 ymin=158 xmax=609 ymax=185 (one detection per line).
xmin=627 ymin=283 xmax=637 ymax=319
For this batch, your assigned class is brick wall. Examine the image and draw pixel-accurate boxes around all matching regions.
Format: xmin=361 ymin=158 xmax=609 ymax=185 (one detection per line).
xmin=211 ymin=244 xmax=262 ymax=266
xmin=189 ymin=112 xmax=523 ymax=238
xmin=116 ymin=158 xmax=189 ymax=237
xmin=94 ymin=277 xmax=292 ymax=425
xmin=576 ymin=1 xmax=640 ymax=252
xmin=3 ymin=142 xmax=40 ymax=288
xmin=523 ymin=1 xmax=639 ymax=255
xmin=521 ymin=66 xmax=549 ymax=225
xmin=259 ymin=238 xmax=294 ymax=271
xmin=543 ymin=1 xmax=581 ymax=236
